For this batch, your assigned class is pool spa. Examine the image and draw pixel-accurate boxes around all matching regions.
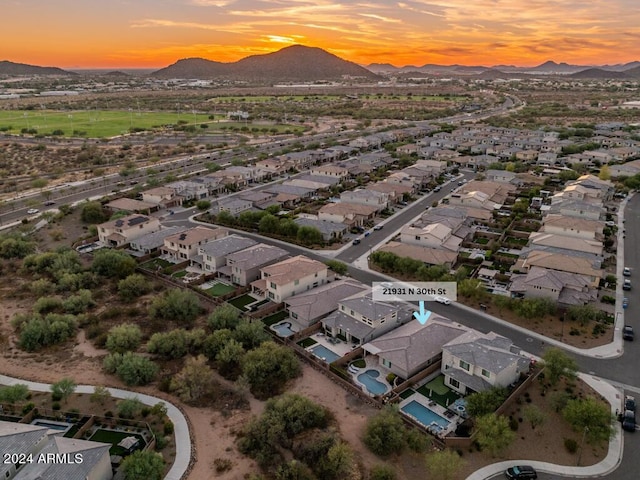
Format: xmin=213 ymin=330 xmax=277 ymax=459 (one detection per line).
xmin=401 ymin=400 xmax=451 ymax=430
xmin=357 ymin=369 xmax=389 ymax=396
xmin=309 ymin=344 xmax=341 ymax=363
xmin=271 ymin=321 xmax=296 ymax=337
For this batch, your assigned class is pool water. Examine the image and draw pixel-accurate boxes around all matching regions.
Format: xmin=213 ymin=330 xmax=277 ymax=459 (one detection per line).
xmin=357 ymin=369 xmax=389 ymax=396
xmin=31 ymin=420 xmax=72 ymax=432
xmin=310 ymin=344 xmax=341 ymax=363
xmin=271 ymin=321 xmax=295 ymax=337
xmin=401 ymin=400 xmax=451 ymax=428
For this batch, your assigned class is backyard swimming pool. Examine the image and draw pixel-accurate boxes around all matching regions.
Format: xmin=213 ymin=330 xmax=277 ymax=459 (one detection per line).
xmin=401 ymin=400 xmax=451 ymax=429
xmin=31 ymin=419 xmax=73 ymax=433
xmin=310 ymin=344 xmax=341 ymax=363
xmin=357 ymin=369 xmax=389 ymax=396
xmin=271 ymin=321 xmax=295 ymax=337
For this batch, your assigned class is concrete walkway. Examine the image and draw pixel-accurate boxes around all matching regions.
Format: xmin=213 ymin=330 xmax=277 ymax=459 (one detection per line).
xmin=0 ymin=374 xmax=191 ymax=480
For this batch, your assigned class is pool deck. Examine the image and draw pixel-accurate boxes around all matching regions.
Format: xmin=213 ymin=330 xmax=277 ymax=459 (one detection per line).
xmin=351 ymin=364 xmax=391 ymax=396
xmin=399 ymin=392 xmax=463 ymax=437
xmin=307 ymin=332 xmax=355 ymax=358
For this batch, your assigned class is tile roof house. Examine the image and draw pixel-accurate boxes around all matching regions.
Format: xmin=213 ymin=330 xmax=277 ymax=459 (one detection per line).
xmin=528 ymin=232 xmax=603 ymax=257
xmin=0 ymin=421 xmax=112 ymax=480
xmin=129 ymin=226 xmax=188 ymax=255
xmin=516 ymin=250 xmax=602 ymax=286
xmin=105 ymin=198 xmax=157 ymax=215
xmin=377 ymin=241 xmax=458 ymax=268
xmin=197 ymin=234 xmax=258 ymax=273
xmin=222 ymin=243 xmax=290 ymax=286
xmin=141 ymin=186 xmax=182 ymax=208
xmin=546 ymin=199 xmax=603 ymax=221
xmin=161 ymin=226 xmax=228 ymax=261
xmin=339 ymin=189 xmax=389 ymax=211
xmin=97 ymin=214 xmax=161 ymax=247
xmin=251 ymin=255 xmax=333 ymax=303
xmin=310 ymin=165 xmax=349 ymax=180
xmin=363 ymin=315 xmax=470 ymax=379
xmin=321 ymin=291 xmax=413 ymax=345
xmin=400 ymin=223 xmax=463 ymax=252
xmin=284 ymin=279 xmax=369 ymax=328
xmin=509 ymin=266 xmax=597 ymax=306
xmin=294 ymin=217 xmax=348 ymax=241
xmin=540 ymin=214 xmax=604 ymax=240
xmin=442 ymin=331 xmax=530 ymax=395
xmin=318 ymin=202 xmax=378 ymax=226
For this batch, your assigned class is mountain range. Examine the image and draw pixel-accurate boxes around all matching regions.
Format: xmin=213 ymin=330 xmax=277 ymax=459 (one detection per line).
xmin=1 ymin=47 xmax=640 ymax=81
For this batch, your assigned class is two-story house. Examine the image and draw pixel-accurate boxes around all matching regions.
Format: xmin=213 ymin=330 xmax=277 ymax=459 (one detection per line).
xmin=310 ymin=165 xmax=349 ymax=180
xmin=98 ymin=214 xmax=161 ymax=247
xmin=400 ymin=223 xmax=462 ymax=252
xmin=161 ymin=226 xmax=227 ymax=262
xmin=442 ymin=331 xmax=530 ymax=394
xmin=252 ymin=255 xmax=332 ymax=303
xmin=321 ymin=291 xmax=413 ymax=345
xmin=509 ymin=266 xmax=597 ymax=306
xmin=222 ymin=244 xmax=290 ymax=286
xmin=141 ymin=186 xmax=182 ymax=208
xmin=340 ymin=189 xmax=389 ymax=211
xmin=197 ymin=234 xmax=258 ymax=273
xmin=540 ymin=214 xmax=603 ymax=240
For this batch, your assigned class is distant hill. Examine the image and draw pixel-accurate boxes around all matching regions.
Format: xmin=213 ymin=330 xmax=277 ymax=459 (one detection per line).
xmin=0 ymin=60 xmax=73 ymax=76
xmin=152 ymin=45 xmax=380 ymax=83
xmin=569 ymin=68 xmax=632 ymax=79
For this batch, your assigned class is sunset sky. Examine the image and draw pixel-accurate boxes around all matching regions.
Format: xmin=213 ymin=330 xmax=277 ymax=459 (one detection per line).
xmin=3 ymin=0 xmax=640 ymax=69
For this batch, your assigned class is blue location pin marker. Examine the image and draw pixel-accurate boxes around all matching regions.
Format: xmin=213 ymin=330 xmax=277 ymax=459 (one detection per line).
xmin=413 ymin=300 xmax=430 ymax=325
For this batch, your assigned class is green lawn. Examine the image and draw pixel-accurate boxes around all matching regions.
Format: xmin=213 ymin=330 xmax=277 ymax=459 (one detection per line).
xmin=171 ymin=270 xmax=188 ymax=279
xmin=227 ymin=294 xmax=257 ymax=310
xmin=88 ymin=429 xmax=146 ymax=456
xmin=297 ymin=337 xmax=318 ymax=348
xmin=141 ymin=258 xmax=173 ymax=270
xmin=203 ymin=282 xmax=236 ymax=297
xmin=262 ymin=310 xmax=289 ymax=326
xmin=399 ymin=389 xmax=416 ymax=400
xmin=417 ymin=375 xmax=460 ymax=408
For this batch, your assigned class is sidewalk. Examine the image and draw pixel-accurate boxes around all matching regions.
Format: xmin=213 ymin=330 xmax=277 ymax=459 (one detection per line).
xmin=0 ymin=374 xmax=191 ymax=480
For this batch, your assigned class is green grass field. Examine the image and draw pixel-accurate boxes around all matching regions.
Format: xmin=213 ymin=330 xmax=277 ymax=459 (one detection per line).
xmin=88 ymin=429 xmax=146 ymax=456
xmin=227 ymin=293 xmax=258 ymax=310
xmin=203 ymin=282 xmax=236 ymax=297
xmin=0 ymin=109 xmax=304 ymax=138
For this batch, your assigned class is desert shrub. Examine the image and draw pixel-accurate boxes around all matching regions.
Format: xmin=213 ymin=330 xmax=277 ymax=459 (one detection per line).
xmin=103 ymin=352 xmax=158 ymax=386
xmin=106 ymin=323 xmax=143 ymax=353
xmin=16 ymin=313 xmax=77 ymax=351
xmin=564 ymin=438 xmax=578 ymax=453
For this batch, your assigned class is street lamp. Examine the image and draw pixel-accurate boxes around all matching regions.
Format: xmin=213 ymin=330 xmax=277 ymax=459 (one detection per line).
xmin=577 ymin=426 xmax=589 ymax=466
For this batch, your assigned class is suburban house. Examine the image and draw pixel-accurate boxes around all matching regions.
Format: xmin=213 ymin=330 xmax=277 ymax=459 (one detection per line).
xmin=362 ymin=315 xmax=469 ymax=379
xmin=129 ymin=226 xmax=188 ymax=255
xmin=197 ymin=234 xmax=258 ymax=273
xmin=213 ymin=197 xmax=253 ymax=216
xmin=105 ymin=198 xmax=156 ymax=215
xmin=515 ymin=250 xmax=602 ymax=287
xmin=368 ymin=182 xmax=414 ymax=203
xmin=321 ymin=291 xmax=413 ymax=345
xmin=97 ymin=214 xmax=161 ymax=247
xmin=221 ymin=243 xmax=290 ymax=286
xmin=141 ymin=186 xmax=182 ymax=208
xmin=251 ymin=255 xmax=332 ymax=303
xmin=528 ymin=232 xmax=603 ymax=257
xmin=485 ymin=169 xmax=517 ymax=184
xmin=377 ymin=242 xmax=458 ymax=268
xmin=165 ymin=180 xmax=209 ymax=200
xmin=318 ymin=203 xmax=378 ymax=227
xmin=442 ymin=331 xmax=530 ymax=394
xmin=448 ymin=191 xmax=501 ymax=212
xmin=400 ymin=223 xmax=463 ymax=252
xmin=0 ymin=421 xmax=113 ymax=480
xmin=294 ymin=217 xmax=348 ymax=241
xmin=510 ymin=266 xmax=597 ymax=306
xmin=310 ymin=165 xmax=349 ymax=180
xmin=161 ymin=226 xmax=228 ymax=261
xmin=540 ymin=214 xmax=603 ymax=240
xmin=285 ymin=279 xmax=369 ymax=328
xmin=546 ymin=199 xmax=603 ymax=221
xmin=340 ymin=189 xmax=389 ymax=211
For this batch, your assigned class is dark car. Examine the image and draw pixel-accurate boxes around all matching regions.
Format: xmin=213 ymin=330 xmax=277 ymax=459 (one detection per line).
xmin=625 ymin=395 xmax=636 ymax=412
xmin=622 ymin=410 xmax=636 ymax=432
xmin=505 ymin=465 xmax=537 ymax=479
xmin=623 ymin=325 xmax=634 ymax=341
xmin=373 ymin=225 xmax=383 ymax=231
xmin=623 ymin=279 xmax=632 ymax=291
xmin=43 ymin=200 xmax=56 ymax=206
xmin=352 ymin=239 xmax=361 ymax=246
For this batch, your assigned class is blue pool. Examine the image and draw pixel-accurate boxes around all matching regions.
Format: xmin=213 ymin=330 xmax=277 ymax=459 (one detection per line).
xmin=401 ymin=400 xmax=451 ymax=429
xmin=357 ymin=369 xmax=389 ymax=396
xmin=31 ymin=420 xmax=72 ymax=432
xmin=271 ymin=321 xmax=295 ymax=337
xmin=310 ymin=344 xmax=341 ymax=363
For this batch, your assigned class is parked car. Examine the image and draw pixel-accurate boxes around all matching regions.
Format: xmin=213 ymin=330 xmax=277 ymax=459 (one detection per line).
xmin=43 ymin=200 xmax=56 ymax=206
xmin=623 ymin=297 xmax=629 ymax=309
xmin=352 ymin=239 xmax=361 ymax=245
xmin=26 ymin=208 xmax=39 ymax=214
xmin=373 ymin=225 xmax=383 ymax=231
xmin=433 ymin=295 xmax=451 ymax=305
xmin=505 ymin=465 xmax=537 ymax=479
xmin=624 ymin=267 xmax=631 ymax=276
xmin=625 ymin=395 xmax=636 ymax=412
xmin=623 ymin=325 xmax=634 ymax=341
xmin=364 ymin=231 xmax=371 ymax=237
xmin=434 ymin=186 xmax=442 ymax=192
xmin=622 ymin=409 xmax=636 ymax=432
xmin=623 ymin=279 xmax=632 ymax=291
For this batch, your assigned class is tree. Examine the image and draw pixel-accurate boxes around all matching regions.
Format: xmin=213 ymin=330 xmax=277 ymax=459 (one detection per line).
xmin=363 ymin=407 xmax=406 ymax=456
xmin=31 ymin=178 xmax=48 ymax=190
xmin=51 ymin=378 xmax=76 ymax=404
xmin=425 ymin=449 xmax=466 ymax=480
xmin=0 ymin=384 xmax=29 ymax=404
xmin=147 ymin=329 xmax=191 ymax=359
xmin=117 ymin=398 xmax=143 ymax=418
xmin=149 ymin=288 xmax=202 ymax=326
xmin=80 ymin=201 xmax=107 ymax=224
xmin=465 ymin=387 xmax=509 ymax=417
xmin=216 ymin=339 xmax=245 ymax=377
xmin=196 ymin=199 xmax=211 ymax=211
xmin=297 ymin=226 xmax=323 ymax=246
xmin=242 ymin=341 xmax=301 ymax=399
xmin=322 ymin=442 xmax=357 ymax=479
xmin=118 ymin=274 xmax=152 ymax=301
xmin=90 ymin=386 xmax=112 ymax=405
xmin=202 ymin=329 xmax=234 ymax=359
xmin=474 ymin=413 xmax=515 ymax=457
xmin=207 ymin=304 xmax=241 ymax=330
xmin=170 ymin=355 xmax=216 ymax=403
xmin=106 ymin=323 xmax=143 ymax=353
xmin=233 ymin=320 xmax=269 ymax=350
xmin=325 ymin=260 xmax=348 ymax=275
xmin=369 ymin=465 xmax=396 ymax=480
xmin=62 ymin=289 xmax=94 ymax=314
xmin=258 ymin=214 xmax=280 ymax=234
xmin=121 ymin=450 xmax=165 ymax=480
xmin=563 ymin=397 xmax=615 ymax=444
xmin=599 ymin=165 xmax=611 ymax=181
xmin=91 ymin=249 xmax=136 ymax=279
xmin=103 ymin=352 xmax=159 ymax=386
xmin=542 ymin=347 xmax=578 ymax=386
xmin=523 ymin=405 xmax=545 ymax=431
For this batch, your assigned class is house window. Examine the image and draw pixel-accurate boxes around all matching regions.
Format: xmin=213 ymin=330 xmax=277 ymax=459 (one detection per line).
xmin=481 ymin=369 xmax=490 ymax=378
xmin=270 ymin=282 xmax=277 ymax=289
xmin=449 ymin=378 xmax=460 ymax=388
xmin=459 ymin=360 xmax=470 ymax=371
xmin=350 ymin=310 xmax=354 ymax=316
xmin=382 ymin=358 xmax=392 ymax=368
xmin=268 ymin=292 xmax=275 ymax=299
xmin=294 ymin=279 xmax=299 ymax=286
xmin=415 ymin=235 xmax=420 ymax=241
xmin=291 ymin=312 xmax=298 ymax=319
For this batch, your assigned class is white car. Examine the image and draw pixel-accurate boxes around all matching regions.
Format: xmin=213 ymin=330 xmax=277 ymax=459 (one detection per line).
xmin=26 ymin=208 xmax=39 ymax=214
xmin=434 ymin=295 xmax=451 ymax=305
